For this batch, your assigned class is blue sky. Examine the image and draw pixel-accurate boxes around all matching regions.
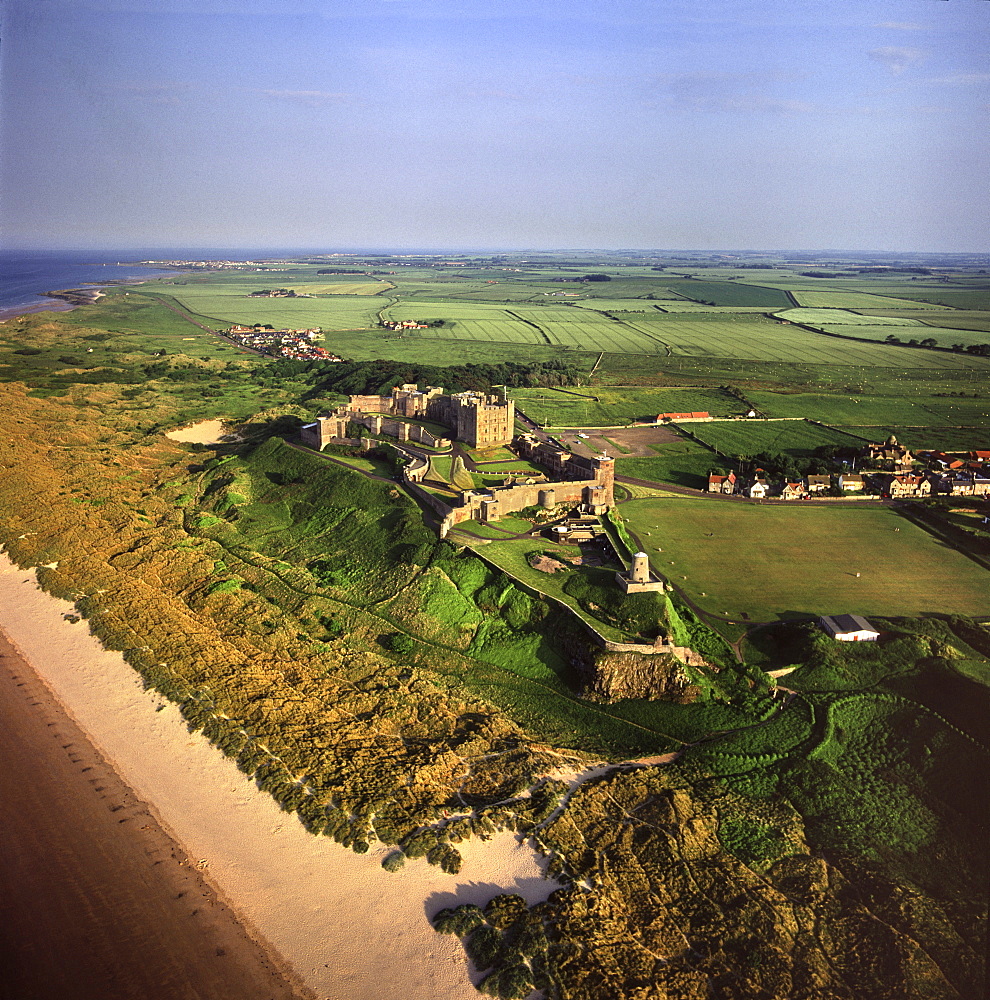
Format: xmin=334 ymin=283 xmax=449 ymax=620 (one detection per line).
xmin=1 ymin=0 xmax=987 ymax=252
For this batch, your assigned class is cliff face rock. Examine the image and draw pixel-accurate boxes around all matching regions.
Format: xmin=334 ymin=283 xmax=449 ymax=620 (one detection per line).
xmin=583 ymin=650 xmax=700 ymax=702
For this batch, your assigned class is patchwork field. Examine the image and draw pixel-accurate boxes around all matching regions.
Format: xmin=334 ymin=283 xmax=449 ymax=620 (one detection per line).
xmin=746 ymin=390 xmax=990 ymax=428
xmin=788 ymin=290 xmax=952 ymax=310
xmin=509 ymin=386 xmax=745 ymax=427
xmin=856 ymin=309 xmax=990 ymax=334
xmin=157 ymin=288 xmax=384 ymax=331
xmin=685 ymin=419 xmax=867 ymax=459
xmin=619 ymin=500 xmax=990 ymax=620
xmin=818 ymin=325 xmax=990 ymax=348
xmin=777 ymin=308 xmax=926 ymax=327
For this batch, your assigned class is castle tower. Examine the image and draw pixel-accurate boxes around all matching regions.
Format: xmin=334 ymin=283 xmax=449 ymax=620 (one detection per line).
xmin=631 ymin=551 xmax=650 ymax=584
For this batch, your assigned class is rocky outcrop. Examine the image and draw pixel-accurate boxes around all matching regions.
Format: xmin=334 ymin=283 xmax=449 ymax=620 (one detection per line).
xmin=582 ymin=649 xmax=701 ymax=702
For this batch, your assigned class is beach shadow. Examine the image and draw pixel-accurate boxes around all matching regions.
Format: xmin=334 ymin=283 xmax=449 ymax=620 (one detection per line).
xmin=423 ymin=872 xmax=556 ymax=921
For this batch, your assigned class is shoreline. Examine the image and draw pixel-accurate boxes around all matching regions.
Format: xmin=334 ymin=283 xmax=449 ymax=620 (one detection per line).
xmin=0 ymin=551 xmax=553 ymax=1000
xmin=0 ymin=625 xmax=310 ymax=1000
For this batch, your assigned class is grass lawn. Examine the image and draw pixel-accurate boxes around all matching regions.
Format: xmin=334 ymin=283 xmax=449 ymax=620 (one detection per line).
xmin=619 ymin=499 xmax=990 ymax=621
xmin=471 ymin=537 xmax=634 ymax=642
xmin=615 ymin=440 xmax=722 ymax=489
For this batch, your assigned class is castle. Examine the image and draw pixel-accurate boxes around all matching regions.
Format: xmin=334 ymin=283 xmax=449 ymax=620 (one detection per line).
xmin=301 ymin=383 xmax=514 ymax=451
xmin=300 ymin=384 xmax=614 ymax=538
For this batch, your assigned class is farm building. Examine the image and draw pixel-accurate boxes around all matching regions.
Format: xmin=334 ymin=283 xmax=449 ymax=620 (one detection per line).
xmin=819 ymin=614 xmax=880 ymax=642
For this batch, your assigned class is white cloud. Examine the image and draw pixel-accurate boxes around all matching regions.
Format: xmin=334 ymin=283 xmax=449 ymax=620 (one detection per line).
xmin=868 ymin=46 xmax=927 ymax=76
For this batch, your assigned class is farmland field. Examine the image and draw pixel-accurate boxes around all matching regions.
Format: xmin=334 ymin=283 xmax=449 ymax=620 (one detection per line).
xmin=615 ymin=439 xmax=723 ymax=489
xmin=154 ymin=288 xmax=383 ymax=331
xmin=855 ymin=309 xmax=990 ymax=334
xmin=745 ymin=390 xmax=990 ymax=427
xmin=777 ymin=308 xmax=926 ymax=327
xmin=620 ymin=317 xmax=990 ymax=368
xmin=658 ymin=280 xmax=794 ymax=308
xmin=789 ymin=290 xmax=951 ymax=310
xmin=620 ymin=499 xmax=990 ymax=620
xmin=818 ymin=325 xmax=990 ymax=348
xmin=286 ymin=282 xmax=391 ymax=295
xmin=685 ymin=419 xmax=867 ymax=459
xmin=834 ymin=426 xmax=989 ymax=451
xmin=509 ymin=386 xmax=746 ymax=427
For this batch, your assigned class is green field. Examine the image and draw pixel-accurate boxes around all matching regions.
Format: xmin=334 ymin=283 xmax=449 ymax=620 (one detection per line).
xmin=151 ymin=286 xmax=384 ymax=331
xmin=777 ymin=308 xmax=927 ymax=327
xmin=658 ymin=279 xmax=794 ymax=308
xmin=619 ymin=499 xmax=990 ymax=620
xmin=856 ymin=309 xmax=990 ymax=334
xmin=836 ymin=426 xmax=989 ymax=451
xmin=746 ymin=390 xmax=990 ymax=427
xmin=615 ymin=440 xmax=722 ymax=489
xmin=818 ymin=325 xmax=990 ymax=348
xmin=789 ymin=290 xmax=953 ymax=310
xmin=685 ymin=419 xmax=866 ymax=459
xmin=510 ymin=386 xmax=745 ymax=427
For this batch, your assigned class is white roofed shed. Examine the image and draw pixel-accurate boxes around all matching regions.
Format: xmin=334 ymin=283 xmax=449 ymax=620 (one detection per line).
xmin=819 ymin=614 xmax=880 ymax=642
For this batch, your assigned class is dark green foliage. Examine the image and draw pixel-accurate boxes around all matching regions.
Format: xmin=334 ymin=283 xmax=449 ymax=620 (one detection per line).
xmin=303 ymin=358 xmax=583 ymax=399
xmin=719 ymin=817 xmax=788 ymax=866
xmin=383 ymin=632 xmax=415 ymax=655
xmin=562 ymin=567 xmax=667 ymax=637
xmin=381 ymin=850 xmax=406 ymax=872
xmin=466 ymin=925 xmax=504 ymax=971
xmin=478 ymin=963 xmax=534 ymax=999
xmin=433 ymin=904 xmax=486 ymax=936
xmin=483 ymin=894 xmax=529 ymax=930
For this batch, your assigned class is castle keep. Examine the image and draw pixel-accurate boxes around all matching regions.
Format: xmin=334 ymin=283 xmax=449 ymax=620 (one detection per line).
xmin=303 ymin=383 xmax=514 ymax=451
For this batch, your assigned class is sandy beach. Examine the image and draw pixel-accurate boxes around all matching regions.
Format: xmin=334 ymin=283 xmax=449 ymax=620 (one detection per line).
xmin=0 ymin=552 xmax=553 ymax=1000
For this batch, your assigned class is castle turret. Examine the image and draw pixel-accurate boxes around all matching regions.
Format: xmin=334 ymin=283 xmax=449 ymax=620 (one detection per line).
xmin=631 ymin=551 xmax=650 ymax=584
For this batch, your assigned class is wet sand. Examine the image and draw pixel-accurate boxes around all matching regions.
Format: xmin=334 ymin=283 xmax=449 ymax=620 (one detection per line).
xmin=0 ymin=628 xmax=308 ymax=1000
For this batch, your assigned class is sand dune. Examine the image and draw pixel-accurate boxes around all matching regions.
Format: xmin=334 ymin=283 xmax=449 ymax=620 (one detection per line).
xmin=0 ymin=552 xmax=553 ymax=1000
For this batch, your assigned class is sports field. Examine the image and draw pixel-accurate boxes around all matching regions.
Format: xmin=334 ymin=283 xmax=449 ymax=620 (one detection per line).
xmin=619 ymin=499 xmax=990 ymax=620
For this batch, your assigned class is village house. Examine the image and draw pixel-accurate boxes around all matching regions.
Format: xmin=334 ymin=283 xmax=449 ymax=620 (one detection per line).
xmin=781 ymin=481 xmax=804 ymax=501
xmin=707 ymin=471 xmax=736 ymax=495
xmin=864 ymin=434 xmax=914 ymax=471
xmin=805 ymin=474 xmax=832 ymax=494
xmin=973 ymin=472 xmax=990 ymax=496
xmin=887 ymin=474 xmax=932 ymax=499
xmin=839 ymin=473 xmax=864 ymax=491
xmin=746 ymin=477 xmax=769 ymax=499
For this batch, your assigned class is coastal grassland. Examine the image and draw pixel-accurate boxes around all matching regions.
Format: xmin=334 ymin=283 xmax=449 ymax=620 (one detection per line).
xmin=684 ymin=419 xmax=868 ymax=459
xmin=619 ymin=499 xmax=990 ymax=621
xmin=509 ymin=385 xmax=746 ymax=427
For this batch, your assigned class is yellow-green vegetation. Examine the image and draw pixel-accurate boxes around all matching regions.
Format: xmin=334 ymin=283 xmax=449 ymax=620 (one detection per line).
xmin=1 ymin=260 xmax=987 ymax=1000
xmin=622 ymin=498 xmax=990 ymax=620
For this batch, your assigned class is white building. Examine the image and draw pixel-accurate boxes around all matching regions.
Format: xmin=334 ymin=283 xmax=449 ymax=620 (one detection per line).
xmin=819 ymin=614 xmax=880 ymax=642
